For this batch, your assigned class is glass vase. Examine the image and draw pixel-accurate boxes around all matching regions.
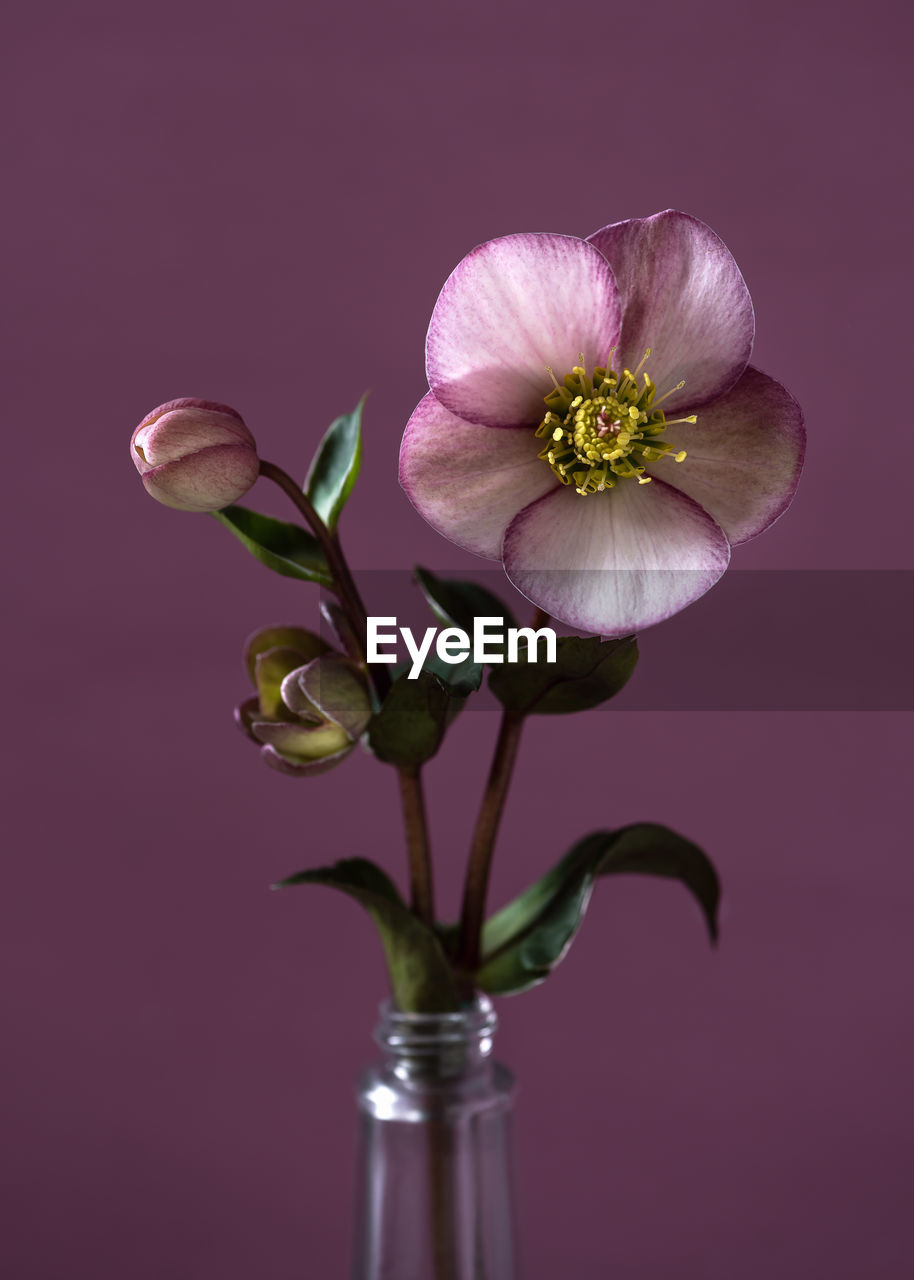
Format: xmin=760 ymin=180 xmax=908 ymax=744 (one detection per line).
xmin=352 ymin=995 xmax=517 ymax=1280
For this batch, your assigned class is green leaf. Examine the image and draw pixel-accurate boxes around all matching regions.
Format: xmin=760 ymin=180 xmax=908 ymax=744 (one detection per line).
xmin=414 ymin=566 xmax=518 ymax=632
xmin=273 ymin=858 xmax=459 ymax=1012
xmin=367 ymin=670 xmax=449 ymax=766
xmin=213 ymin=506 xmax=332 ymax=586
xmin=422 ymin=652 xmax=483 ymax=697
xmin=475 ymin=823 xmax=720 ymax=995
xmin=488 ymin=634 xmax=638 ymax=716
xmin=412 ymin=566 xmax=520 ymax=700
xmin=304 ymin=398 xmax=365 ymax=533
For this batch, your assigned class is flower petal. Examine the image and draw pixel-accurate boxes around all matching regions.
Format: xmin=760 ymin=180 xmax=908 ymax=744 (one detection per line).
xmin=234 ymin=695 xmax=262 ymax=741
xmin=256 ymin=646 xmax=314 ymax=720
xmin=587 ymin=211 xmax=754 ymax=412
xmin=644 ymin=367 xmax=806 ymax=545
xmin=283 ymin=655 xmax=371 ymax=739
xmin=135 ymin=397 xmax=248 ymax=438
xmin=260 ymin=743 xmax=353 ymax=778
xmin=427 ymin=233 xmax=622 ymax=428
xmin=244 ymin=626 xmax=328 ymax=686
xmin=133 ymin=401 xmax=253 ymax=469
xmin=141 ymin=444 xmax=260 ymax=513
xmin=250 ymin=719 xmax=352 ymax=760
xmin=502 ymin=479 xmax=730 ymax=636
xmin=399 ymin=392 xmax=555 ymax=559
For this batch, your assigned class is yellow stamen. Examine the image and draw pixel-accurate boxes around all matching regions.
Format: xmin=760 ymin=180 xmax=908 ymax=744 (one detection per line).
xmin=535 ymin=351 xmax=694 ymax=495
xmin=652 ymin=380 xmax=686 ymax=407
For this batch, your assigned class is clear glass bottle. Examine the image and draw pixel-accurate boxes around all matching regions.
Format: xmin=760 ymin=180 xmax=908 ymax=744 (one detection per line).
xmin=352 ymin=995 xmax=517 ymax=1280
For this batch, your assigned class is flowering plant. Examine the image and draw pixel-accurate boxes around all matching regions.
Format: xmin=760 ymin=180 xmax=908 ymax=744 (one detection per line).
xmin=402 ymin=210 xmax=804 ymax=635
xmin=130 ymin=210 xmax=803 ymax=1012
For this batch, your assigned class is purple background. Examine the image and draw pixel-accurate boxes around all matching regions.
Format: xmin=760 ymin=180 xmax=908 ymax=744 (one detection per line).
xmin=5 ymin=1 xmax=913 ymax=1276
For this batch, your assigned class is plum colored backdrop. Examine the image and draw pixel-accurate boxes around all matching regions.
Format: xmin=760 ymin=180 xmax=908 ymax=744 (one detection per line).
xmin=4 ymin=1 xmax=913 ymax=1276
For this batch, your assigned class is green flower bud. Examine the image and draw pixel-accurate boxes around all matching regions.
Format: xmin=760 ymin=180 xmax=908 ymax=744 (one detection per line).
xmin=235 ymin=630 xmax=371 ymax=778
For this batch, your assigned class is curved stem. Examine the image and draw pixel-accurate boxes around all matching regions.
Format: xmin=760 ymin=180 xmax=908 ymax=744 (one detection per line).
xmin=456 ymin=709 xmax=526 ymax=976
xmin=258 ymin=458 xmax=434 ymax=924
xmin=259 ymin=460 xmax=385 ymax=692
xmin=456 ymin=605 xmax=547 ymax=978
xmin=398 ymin=766 xmax=435 ymax=926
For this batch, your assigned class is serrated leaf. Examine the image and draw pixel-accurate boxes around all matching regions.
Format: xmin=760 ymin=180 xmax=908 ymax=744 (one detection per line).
xmin=273 ymin=858 xmax=458 ymax=1012
xmin=488 ymin=634 xmax=638 ymax=716
xmin=304 ymin=398 xmax=365 ymax=533
xmin=213 ymin=506 xmax=332 ymax=586
xmin=367 ymin=670 xmax=449 ymax=766
xmin=475 ymin=823 xmax=720 ymax=995
xmin=414 ymin=566 xmax=518 ymax=633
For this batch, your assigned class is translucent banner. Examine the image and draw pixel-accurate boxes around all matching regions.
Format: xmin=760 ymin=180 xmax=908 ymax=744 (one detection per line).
xmin=321 ymin=570 xmax=914 ymax=711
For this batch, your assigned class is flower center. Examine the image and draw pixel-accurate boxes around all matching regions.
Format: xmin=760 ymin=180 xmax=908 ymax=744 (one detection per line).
xmin=535 ymin=349 xmax=694 ymax=496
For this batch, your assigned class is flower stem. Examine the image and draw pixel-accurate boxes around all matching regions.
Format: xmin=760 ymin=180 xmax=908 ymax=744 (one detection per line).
xmin=428 ymin=1114 xmax=457 ymax=1280
xmin=456 ymin=708 xmax=526 ymax=976
xmin=398 ymin=765 xmax=436 ymax=927
xmin=258 ymin=460 xmax=382 ymax=692
xmin=258 ymin=459 xmax=435 ymax=926
xmin=455 ymin=606 xmax=547 ymax=979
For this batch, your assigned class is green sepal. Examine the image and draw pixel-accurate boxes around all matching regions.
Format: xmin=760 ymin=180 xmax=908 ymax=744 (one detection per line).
xmin=244 ymin=626 xmax=329 ymax=685
xmin=213 ymin=506 xmax=332 ymax=587
xmin=297 ymin=656 xmax=372 ymax=738
xmin=488 ymin=634 xmax=638 ymax=716
xmin=367 ymin=670 xmax=449 ymax=766
xmin=304 ymin=397 xmax=365 ymax=533
xmin=272 ymin=857 xmax=459 ymax=1012
xmin=414 ymin=566 xmax=518 ymax=633
xmin=255 ymin=647 xmax=311 ymax=720
xmin=475 ymin=823 xmax=720 ymax=995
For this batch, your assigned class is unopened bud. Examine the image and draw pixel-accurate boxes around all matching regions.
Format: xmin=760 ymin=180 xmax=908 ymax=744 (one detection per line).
xmin=235 ymin=636 xmax=371 ymax=778
xmin=131 ymin=398 xmax=259 ymax=512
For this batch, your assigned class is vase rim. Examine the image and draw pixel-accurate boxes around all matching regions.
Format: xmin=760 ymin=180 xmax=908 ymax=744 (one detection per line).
xmin=374 ymin=994 xmax=498 ymax=1063
xmin=379 ymin=992 xmax=495 ymax=1024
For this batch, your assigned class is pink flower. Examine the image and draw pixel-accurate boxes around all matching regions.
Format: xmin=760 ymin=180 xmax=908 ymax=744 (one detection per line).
xmin=400 ymin=211 xmax=805 ymax=635
xmin=131 ymin=398 xmax=259 ymax=512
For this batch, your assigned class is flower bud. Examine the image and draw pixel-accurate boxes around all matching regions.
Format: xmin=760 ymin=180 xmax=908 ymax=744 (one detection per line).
xmin=235 ymin=629 xmax=372 ymax=778
xmin=131 ymin=398 xmax=259 ymax=512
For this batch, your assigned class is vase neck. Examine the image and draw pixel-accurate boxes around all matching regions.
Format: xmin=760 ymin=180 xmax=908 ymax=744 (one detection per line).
xmin=374 ymin=996 xmax=498 ymax=1082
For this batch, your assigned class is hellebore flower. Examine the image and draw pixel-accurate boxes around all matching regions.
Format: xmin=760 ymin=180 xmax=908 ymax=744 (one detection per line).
xmin=131 ymin=398 xmax=259 ymax=512
xmin=235 ymin=626 xmax=371 ymax=777
xmin=399 ymin=211 xmax=805 ymax=635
